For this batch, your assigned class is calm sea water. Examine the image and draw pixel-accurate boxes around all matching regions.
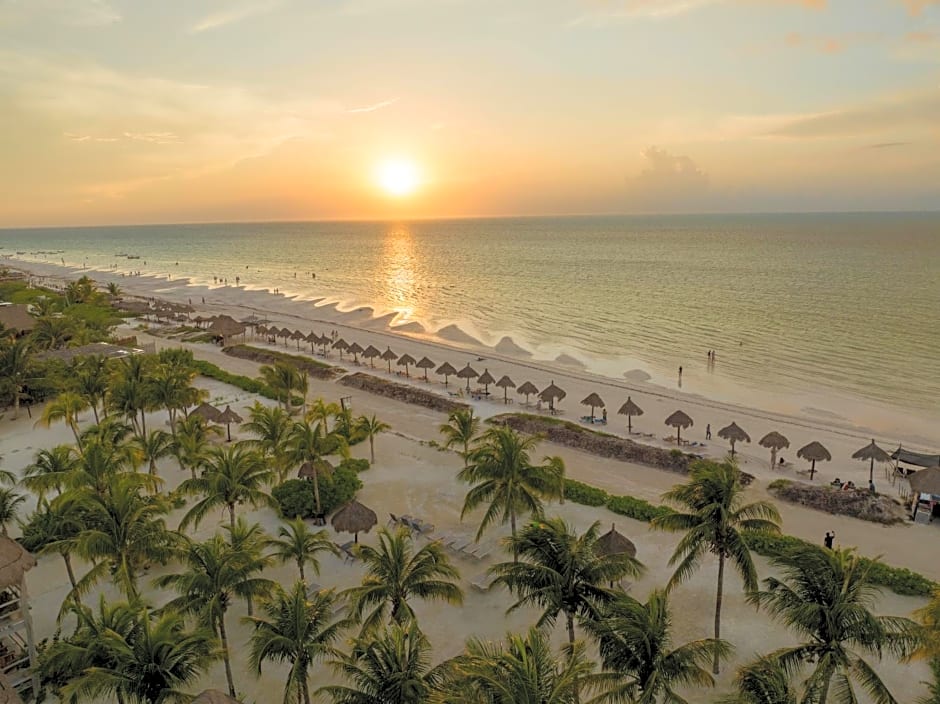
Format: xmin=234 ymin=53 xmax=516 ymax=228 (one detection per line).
xmin=2 ymin=213 xmax=939 ymax=432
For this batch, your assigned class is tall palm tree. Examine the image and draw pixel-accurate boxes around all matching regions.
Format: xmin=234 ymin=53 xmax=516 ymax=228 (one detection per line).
xmin=0 ymin=337 xmax=34 ymax=420
xmin=319 ymin=621 xmax=448 ymax=704
xmin=439 ymin=408 xmax=479 ymax=467
xmin=286 ymin=418 xmax=349 ymax=514
xmin=439 ymin=626 xmax=601 ymax=704
xmin=260 ymin=361 xmax=301 ymax=412
xmin=749 ymin=545 xmax=920 ymax=704
xmin=247 ymin=582 xmax=347 ymax=704
xmin=173 ymin=413 xmax=221 ymax=480
xmin=490 ymin=517 xmax=644 ymax=645
xmin=306 ymin=397 xmax=341 ymax=434
xmin=243 ymin=401 xmax=293 ymax=481
xmin=0 ymin=487 xmax=25 ymax=536
xmin=652 ymin=459 xmax=781 ymax=674
xmin=720 ymin=656 xmax=797 ymax=704
xmin=224 ymin=516 xmax=274 ymax=616
xmin=583 ymin=588 xmax=730 ymax=704
xmin=270 ymin=517 xmax=339 ymax=583
xmin=179 ymin=443 xmax=275 ymax=534
xmin=356 ymin=414 xmax=390 ymax=464
xmin=149 ymin=362 xmax=204 ymax=432
xmin=59 ymin=605 xmax=219 ymax=704
xmin=71 ymin=354 xmax=110 ymax=423
xmin=155 ymin=533 xmax=276 ymax=699
xmin=132 ymin=429 xmax=175 ymax=477
xmin=66 ymin=476 xmax=180 ymax=599
xmin=69 ymin=433 xmax=156 ymax=498
xmin=344 ymin=526 xmax=463 ymax=635
xmin=109 ymin=355 xmax=155 ymax=437
xmin=18 ymin=498 xmax=85 ymax=589
xmin=32 ymin=315 xmax=73 ymax=350
xmin=22 ymin=444 xmax=77 ymax=499
xmin=458 ymin=425 xmax=565 ymax=559
xmin=915 ymin=589 xmax=940 ymax=661
xmin=38 ymin=391 xmax=91 ymax=447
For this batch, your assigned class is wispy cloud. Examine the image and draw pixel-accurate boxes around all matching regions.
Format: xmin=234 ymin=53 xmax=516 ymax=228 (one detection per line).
xmin=866 ymin=141 xmax=910 ymax=149
xmin=65 ymin=132 xmax=119 ymax=143
xmin=0 ymin=0 xmax=120 ymax=27
xmin=569 ymin=0 xmax=823 ymax=25
xmin=347 ymin=98 xmax=399 ymax=114
xmin=189 ymin=0 xmax=283 ymax=33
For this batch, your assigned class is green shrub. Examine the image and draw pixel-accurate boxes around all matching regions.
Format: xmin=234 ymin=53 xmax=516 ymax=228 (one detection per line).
xmin=318 ymin=466 xmax=363 ymax=514
xmin=563 ymin=479 xmax=608 ymax=507
xmin=339 ymin=458 xmax=371 ymax=473
xmin=271 ymin=467 xmax=363 ymax=519
xmin=193 ymin=359 xmax=301 ymax=406
xmin=767 ymin=479 xmax=791 ymax=491
xmin=606 ymin=494 xmax=674 ymax=522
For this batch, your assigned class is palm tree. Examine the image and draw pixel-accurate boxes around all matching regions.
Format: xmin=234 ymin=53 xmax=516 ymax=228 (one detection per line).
xmin=439 ymin=407 xmax=479 ymax=467
xmin=243 ymin=401 xmax=293 ymax=481
xmin=66 ymin=476 xmax=180 ymax=599
xmin=106 ymin=281 xmax=122 ymax=297
xmin=652 ymin=459 xmax=781 ymax=674
xmin=344 ymin=526 xmax=463 ymax=635
xmin=490 ymin=517 xmax=644 ymax=645
xmin=247 ymin=581 xmax=347 ymax=704
xmin=915 ymin=589 xmax=940 ymax=660
xmin=173 ymin=413 xmax=221 ymax=479
xmin=224 ymin=516 xmax=274 ymax=616
xmin=32 ymin=315 xmax=73 ymax=350
xmin=179 ymin=443 xmax=275 ymax=534
xmin=749 ymin=545 xmax=920 ymax=704
xmin=319 ymin=621 xmax=447 ymax=704
xmin=59 ymin=605 xmax=219 ymax=704
xmin=0 ymin=337 xmax=34 ymax=419
xmin=38 ymin=391 xmax=90 ymax=447
xmin=439 ymin=626 xmax=600 ymax=704
xmin=583 ymin=588 xmax=730 ymax=704
xmin=720 ymin=656 xmax=797 ymax=704
xmin=132 ymin=429 xmax=175 ymax=477
xmin=156 ymin=533 xmax=276 ymax=698
xmin=0 ymin=487 xmax=25 ymax=536
xmin=22 ymin=444 xmax=77 ymax=499
xmin=109 ymin=355 xmax=155 ymax=437
xmin=149 ymin=361 xmax=203 ymax=431
xmin=69 ymin=433 xmax=155 ymax=498
xmin=458 ymin=425 xmax=565 ymax=559
xmin=286 ymin=418 xmax=349 ymax=515
xmin=356 ymin=414 xmax=390 ymax=464
xmin=260 ymin=361 xmax=301 ymax=412
xmin=307 ymin=397 xmax=341 ymax=433
xmin=270 ymin=517 xmax=339 ymax=582
xmin=71 ymin=354 xmax=110 ymax=423
xmin=18 ymin=498 xmax=85 ymax=589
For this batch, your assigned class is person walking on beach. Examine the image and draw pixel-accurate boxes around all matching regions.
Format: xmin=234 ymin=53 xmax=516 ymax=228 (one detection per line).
xmin=705 ymin=423 xmax=711 ymax=440
xmin=678 ymin=365 xmax=683 ymax=381
xmin=824 ymin=531 xmax=835 ymax=549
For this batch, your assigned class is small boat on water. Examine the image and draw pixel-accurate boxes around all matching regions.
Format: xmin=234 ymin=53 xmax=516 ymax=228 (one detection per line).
xmin=127 ymin=255 xmax=141 ymax=260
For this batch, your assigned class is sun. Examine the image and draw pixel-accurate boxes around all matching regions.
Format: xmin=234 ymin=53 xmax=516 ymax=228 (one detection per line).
xmin=376 ymin=158 xmax=420 ymax=197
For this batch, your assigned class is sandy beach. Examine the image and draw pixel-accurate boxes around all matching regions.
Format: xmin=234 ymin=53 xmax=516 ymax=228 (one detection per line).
xmin=1 ymin=259 xmax=937 ymax=702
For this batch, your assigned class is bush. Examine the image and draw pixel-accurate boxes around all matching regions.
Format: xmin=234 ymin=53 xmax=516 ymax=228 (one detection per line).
xmin=563 ymin=479 xmax=608 ymax=507
xmin=338 ymin=458 xmax=371 ymax=473
xmin=193 ymin=359 xmax=301 ymax=406
xmin=606 ymin=494 xmax=674 ymax=522
xmin=767 ymin=478 xmax=791 ymax=491
xmin=271 ymin=467 xmax=363 ymax=519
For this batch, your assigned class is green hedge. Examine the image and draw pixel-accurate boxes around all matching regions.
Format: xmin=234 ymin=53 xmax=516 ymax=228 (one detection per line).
xmin=339 ymin=458 xmax=371 ymax=473
xmin=271 ymin=467 xmax=363 ymax=519
xmin=193 ymin=359 xmax=301 ymax=405
xmin=561 ymin=478 xmax=937 ymax=598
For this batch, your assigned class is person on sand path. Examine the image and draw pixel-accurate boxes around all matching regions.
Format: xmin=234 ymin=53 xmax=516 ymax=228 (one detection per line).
xmin=824 ymin=531 xmax=835 ymax=549
xmin=705 ymin=423 xmax=711 ymax=440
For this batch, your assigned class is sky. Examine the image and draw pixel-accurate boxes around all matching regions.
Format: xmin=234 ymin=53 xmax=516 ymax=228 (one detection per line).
xmin=0 ymin=0 xmax=938 ymax=226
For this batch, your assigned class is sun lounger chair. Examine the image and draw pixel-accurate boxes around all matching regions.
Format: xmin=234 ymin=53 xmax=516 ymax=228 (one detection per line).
xmin=470 ymin=572 xmax=491 ymax=592
xmin=388 ymin=513 xmax=400 ymax=526
xmin=336 ymin=541 xmax=357 ymax=562
xmin=468 ymin=544 xmax=492 ymax=560
xmin=411 ymin=519 xmax=434 ymax=534
xmin=451 ymin=537 xmax=474 ymax=553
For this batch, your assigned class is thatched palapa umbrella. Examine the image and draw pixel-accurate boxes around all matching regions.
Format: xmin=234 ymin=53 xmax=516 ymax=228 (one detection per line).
xmin=581 ymin=392 xmax=605 ymax=421
xmin=517 ymin=381 xmax=539 ymax=406
xmin=618 ymin=397 xmax=643 ymax=433
xmin=381 ymin=347 xmax=398 ymax=373
xmin=759 ymin=431 xmax=790 ymax=470
xmin=216 ymin=405 xmax=243 ymax=442
xmin=397 ymin=353 xmax=417 ymax=377
xmin=331 ymin=500 xmax=377 ymax=543
xmin=333 ymin=338 xmax=349 ymax=359
xmin=305 ymin=331 xmax=319 ymax=351
xmin=797 ymin=441 xmax=831 ymax=480
xmin=363 ymin=345 xmax=381 ymax=368
xmin=317 ymin=334 xmax=332 ymax=354
xmin=192 ymin=690 xmax=241 ymax=704
xmin=190 ymin=402 xmax=222 ymax=424
xmin=457 ymin=363 xmax=479 ymax=391
xmin=347 ymin=342 xmax=364 ymax=363
xmin=539 ymin=381 xmax=566 ymax=413
xmin=436 ymin=362 xmax=457 ymax=386
xmin=0 ymin=535 xmax=37 ymax=589
xmin=595 ymin=523 xmax=637 ymax=587
xmin=278 ymin=327 xmax=293 ymax=345
xmin=477 ymin=369 xmax=496 ymax=394
xmin=495 ymin=375 xmax=515 ymax=403
xmin=852 ymin=439 xmax=891 ymax=483
xmin=909 ymin=467 xmax=940 ymax=496
xmin=290 ymin=329 xmax=305 ymax=349
xmin=664 ymin=410 xmax=693 ymax=444
xmin=416 ymin=356 xmax=435 ymax=381
xmin=717 ymin=422 xmax=750 ymax=458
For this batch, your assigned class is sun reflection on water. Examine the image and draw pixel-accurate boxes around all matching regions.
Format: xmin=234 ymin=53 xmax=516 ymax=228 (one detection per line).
xmin=380 ymin=225 xmax=417 ymax=320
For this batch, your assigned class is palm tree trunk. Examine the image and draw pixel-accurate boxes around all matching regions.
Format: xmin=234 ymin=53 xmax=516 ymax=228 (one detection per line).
xmin=370 ymin=436 xmax=375 ymax=464
xmin=149 ymin=459 xmax=157 ymax=476
xmin=510 ymin=508 xmax=518 ymax=562
xmin=91 ymin=403 xmax=99 ymax=424
xmin=140 ymin=408 xmax=147 ymax=437
xmin=218 ymin=613 xmax=237 ymax=698
xmin=713 ymin=552 xmax=725 ymax=675
xmin=62 ymin=553 xmax=78 ymax=589
xmin=228 ymin=505 xmax=236 ymax=533
xmin=301 ymin=670 xmax=311 ymax=704
xmin=299 ymin=560 xmax=306 ymax=583
xmin=312 ymin=472 xmax=322 ymax=514
xmin=818 ymin=665 xmax=833 ymax=704
xmin=566 ymin=612 xmax=575 ymax=645
xmin=12 ymin=387 xmax=19 ymax=420
xmin=70 ymin=422 xmax=82 ymax=448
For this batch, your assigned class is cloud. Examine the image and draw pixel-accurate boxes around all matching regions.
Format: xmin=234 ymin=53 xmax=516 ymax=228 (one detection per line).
xmin=347 ymin=98 xmax=399 ymax=113
xmin=570 ymin=0 xmax=823 ymax=25
xmin=189 ymin=0 xmax=282 ymax=33
xmin=0 ymin=0 xmax=120 ymax=26
xmin=866 ymin=141 xmax=910 ymax=149
xmin=628 ymin=146 xmax=709 ymax=209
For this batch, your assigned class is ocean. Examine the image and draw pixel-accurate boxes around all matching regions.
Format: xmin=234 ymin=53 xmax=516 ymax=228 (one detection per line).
xmin=2 ymin=212 xmax=939 ymax=440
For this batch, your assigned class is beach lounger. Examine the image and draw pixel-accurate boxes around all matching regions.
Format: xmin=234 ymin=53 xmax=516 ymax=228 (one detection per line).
xmin=470 ymin=572 xmax=491 ymax=592
xmin=388 ymin=513 xmax=400 ymax=526
xmin=450 ymin=537 xmax=474 ymax=553
xmin=467 ymin=544 xmax=492 ymax=560
xmin=336 ymin=541 xmax=357 ymax=562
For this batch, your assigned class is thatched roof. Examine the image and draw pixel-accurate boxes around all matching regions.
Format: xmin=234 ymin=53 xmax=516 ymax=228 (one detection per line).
xmin=381 ymin=347 xmax=398 ymax=361
xmin=595 ymin=524 xmax=637 ymax=559
xmin=909 ymin=467 xmax=940 ymax=496
xmin=398 ymin=353 xmax=417 ymax=366
xmin=0 ymin=304 xmax=35 ymax=332
xmin=363 ymin=345 xmax=381 ymax=359
xmin=190 ymin=402 xmax=222 ymax=423
xmin=436 ymin=362 xmax=458 ymax=376
xmin=718 ymin=422 xmax=750 ymax=444
xmin=290 ymin=330 xmax=306 ymax=340
xmin=348 ymin=342 xmax=364 ymax=355
xmin=495 ymin=375 xmax=515 ymax=389
xmin=852 ymin=440 xmax=891 ymax=463
xmin=0 ymin=535 xmax=36 ymax=589
xmin=333 ymin=338 xmax=349 ymax=350
xmin=208 ymin=318 xmax=246 ymax=338
xmin=457 ymin=364 xmax=479 ymax=379
xmin=304 ymin=331 xmax=319 ymax=342
xmin=517 ymin=381 xmax=539 ymax=396
xmin=416 ymin=356 xmax=435 ymax=369
xmin=192 ymin=690 xmax=241 ymax=704
xmin=759 ymin=431 xmax=790 ymax=450
xmin=278 ymin=327 xmax=293 ymax=338
xmin=331 ymin=500 xmax=378 ymax=535
xmin=317 ymin=334 xmax=332 ymax=346
xmin=216 ymin=405 xmax=243 ymax=424
xmin=477 ymin=369 xmax=496 ymax=386
xmin=618 ymin=397 xmax=643 ymax=416
xmin=298 ymin=458 xmax=334 ymax=480
xmin=664 ymin=410 xmax=693 ymax=429
xmin=539 ymin=381 xmax=566 ymax=402
xmin=581 ymin=392 xmax=605 ymax=408
xmin=797 ymin=441 xmax=832 ymax=463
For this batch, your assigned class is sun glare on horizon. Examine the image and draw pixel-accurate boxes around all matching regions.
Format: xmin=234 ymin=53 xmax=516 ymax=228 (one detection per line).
xmin=376 ymin=158 xmax=420 ymax=197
